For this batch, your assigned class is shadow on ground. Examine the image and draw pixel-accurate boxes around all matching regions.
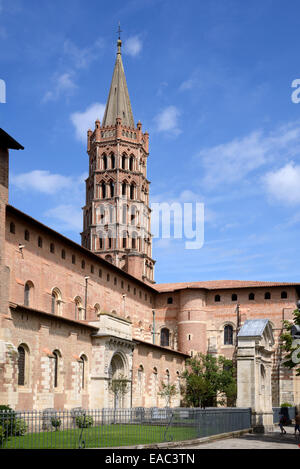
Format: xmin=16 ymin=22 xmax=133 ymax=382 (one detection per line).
xmin=239 ymin=427 xmax=300 ymax=447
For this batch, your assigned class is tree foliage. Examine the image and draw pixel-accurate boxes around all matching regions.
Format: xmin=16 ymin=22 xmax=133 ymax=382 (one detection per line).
xmin=281 ymin=308 xmax=300 ymax=375
xmin=158 ymin=381 xmax=178 ymax=407
xmin=181 ymin=353 xmax=237 ymax=408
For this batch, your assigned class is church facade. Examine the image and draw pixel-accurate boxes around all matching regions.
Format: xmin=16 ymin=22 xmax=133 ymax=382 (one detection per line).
xmin=0 ymin=39 xmax=299 ymax=411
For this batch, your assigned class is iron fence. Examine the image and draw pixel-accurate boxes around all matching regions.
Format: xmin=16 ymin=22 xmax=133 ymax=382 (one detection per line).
xmin=0 ymin=407 xmax=251 ymax=449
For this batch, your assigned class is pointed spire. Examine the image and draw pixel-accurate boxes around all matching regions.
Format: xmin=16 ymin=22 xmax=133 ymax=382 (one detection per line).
xmin=102 ymin=33 xmax=135 ymax=129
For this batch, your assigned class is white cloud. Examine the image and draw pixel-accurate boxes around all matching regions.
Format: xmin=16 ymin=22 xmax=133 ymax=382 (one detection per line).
xmin=70 ymin=102 xmax=106 ymax=143
xmin=44 ymin=204 xmax=83 ymax=232
xmin=123 ymin=35 xmax=142 ymax=57
xmin=63 ymin=38 xmax=104 ymax=69
xmin=264 ymin=163 xmax=300 ymax=205
xmin=154 ymin=106 xmax=181 ymax=135
xmin=199 ymin=121 xmax=300 ymax=189
xmin=42 ymin=38 xmax=104 ymax=103
xmin=179 ymin=77 xmax=198 ymax=92
xmin=11 ymin=170 xmax=74 ymax=195
xmin=43 ymin=72 xmax=77 ymax=102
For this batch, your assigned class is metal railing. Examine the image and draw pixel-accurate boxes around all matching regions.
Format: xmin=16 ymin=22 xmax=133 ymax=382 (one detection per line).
xmin=273 ymin=407 xmax=296 ymax=424
xmin=0 ymin=407 xmax=251 ymax=449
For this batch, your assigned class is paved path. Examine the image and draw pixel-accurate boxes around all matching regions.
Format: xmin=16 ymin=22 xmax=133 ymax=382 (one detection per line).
xmin=177 ymin=427 xmax=300 ymax=449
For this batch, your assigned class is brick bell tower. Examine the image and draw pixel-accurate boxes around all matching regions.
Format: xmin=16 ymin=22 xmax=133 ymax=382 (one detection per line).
xmin=81 ymin=37 xmax=155 ymax=284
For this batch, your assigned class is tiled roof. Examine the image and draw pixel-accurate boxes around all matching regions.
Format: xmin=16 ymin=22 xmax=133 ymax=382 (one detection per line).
xmin=154 ymin=280 xmax=300 ymax=293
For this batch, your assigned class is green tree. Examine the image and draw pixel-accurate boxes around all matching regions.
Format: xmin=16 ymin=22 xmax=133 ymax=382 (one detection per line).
xmin=158 ymin=381 xmax=178 ymax=407
xmin=181 ymin=353 xmax=237 ymax=408
xmin=281 ymin=306 xmax=300 ymax=375
xmin=109 ymin=374 xmax=130 ymax=408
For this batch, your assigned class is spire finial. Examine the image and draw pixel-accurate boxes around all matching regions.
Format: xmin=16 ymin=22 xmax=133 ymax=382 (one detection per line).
xmin=117 ymin=22 xmax=122 ymax=54
xmin=117 ymin=22 xmax=122 ymax=40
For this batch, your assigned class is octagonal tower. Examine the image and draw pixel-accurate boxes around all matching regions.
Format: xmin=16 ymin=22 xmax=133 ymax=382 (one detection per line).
xmin=81 ymin=39 xmax=155 ymax=284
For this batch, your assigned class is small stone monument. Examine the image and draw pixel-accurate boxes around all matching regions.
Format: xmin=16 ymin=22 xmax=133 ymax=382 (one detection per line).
xmin=236 ymin=319 xmax=274 ymax=432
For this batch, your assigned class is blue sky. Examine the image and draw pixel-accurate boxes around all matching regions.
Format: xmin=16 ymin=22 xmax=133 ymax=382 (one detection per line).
xmin=2 ymin=0 xmax=300 ymax=284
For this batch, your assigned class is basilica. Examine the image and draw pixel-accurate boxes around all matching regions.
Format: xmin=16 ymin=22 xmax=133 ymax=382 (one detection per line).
xmin=0 ymin=38 xmax=299 ymax=411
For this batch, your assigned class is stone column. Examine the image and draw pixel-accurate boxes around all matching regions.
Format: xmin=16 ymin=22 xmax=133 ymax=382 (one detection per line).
xmin=236 ymin=319 xmax=275 ymax=432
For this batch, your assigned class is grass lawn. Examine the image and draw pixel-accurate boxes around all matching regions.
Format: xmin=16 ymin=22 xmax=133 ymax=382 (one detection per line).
xmin=3 ymin=423 xmax=197 ymax=449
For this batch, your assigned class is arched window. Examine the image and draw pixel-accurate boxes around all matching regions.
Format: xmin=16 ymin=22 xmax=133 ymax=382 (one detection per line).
xmin=51 ymin=288 xmax=62 ymax=315
xmin=80 ymin=355 xmax=87 ymax=389
xmin=17 ymin=345 xmax=26 ymax=386
xmin=264 ymin=292 xmax=271 ymax=300
xmin=50 ymin=243 xmax=55 ymax=253
xmin=122 ymin=204 xmax=127 ymax=224
xmin=110 ymin=153 xmax=115 ymax=169
xmin=249 ymin=292 xmax=255 ymax=301
xmin=38 ymin=236 xmax=43 ymax=248
xmin=224 ymin=325 xmax=233 ymax=345
xmin=81 ymin=260 xmax=85 ymax=269
xmin=52 ymin=350 xmax=60 ymax=388
xmin=122 ymin=182 xmax=127 ymax=197
xmin=24 ymin=281 xmax=33 ymax=307
xmin=138 ymin=365 xmax=144 ymax=396
xmin=160 ymin=328 xmax=170 ymax=347
xmin=24 ymin=229 xmax=30 ymax=241
xmin=108 ymin=231 xmax=113 ymax=249
xmin=61 ymin=249 xmax=66 ymax=260
xmin=122 ymin=231 xmax=127 ymax=248
xmin=10 ymin=222 xmax=15 ymax=234
xmin=74 ymin=296 xmax=83 ymax=320
xmin=131 ymin=206 xmax=137 ymax=225
xmin=214 ymin=294 xmax=221 ymax=302
xmin=99 ymin=234 xmax=104 ymax=250
xmin=132 ymin=232 xmax=137 ymax=249
xmin=101 ymin=182 xmax=106 ymax=199
xmin=130 ymin=184 xmax=135 ymax=200
xmin=94 ymin=303 xmax=101 ymax=317
xmin=122 ymin=154 xmax=127 ymax=170
xmin=165 ymin=369 xmax=170 ymax=387
xmin=103 ymin=154 xmax=107 ymax=170
xmin=129 ymin=155 xmax=134 ymax=171
xmin=231 ymin=293 xmax=237 ymax=301
xmin=281 ymin=291 xmax=288 ymax=299
xmin=110 ymin=181 xmax=115 ymax=198
xmin=152 ymin=367 xmax=158 ymax=405
xmin=167 ymin=297 xmax=173 ymax=304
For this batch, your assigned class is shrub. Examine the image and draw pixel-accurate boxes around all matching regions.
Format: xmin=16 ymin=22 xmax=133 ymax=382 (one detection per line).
xmin=13 ymin=418 xmax=27 ymax=436
xmin=0 ymin=405 xmax=16 ymax=447
xmin=51 ymin=417 xmax=61 ymax=431
xmin=281 ymin=402 xmax=293 ymax=407
xmin=75 ymin=415 xmax=93 ymax=428
xmin=0 ymin=426 xmax=5 ymax=447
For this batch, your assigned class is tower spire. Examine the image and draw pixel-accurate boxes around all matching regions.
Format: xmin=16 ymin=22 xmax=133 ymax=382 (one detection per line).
xmin=101 ymin=28 xmax=135 ymax=129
